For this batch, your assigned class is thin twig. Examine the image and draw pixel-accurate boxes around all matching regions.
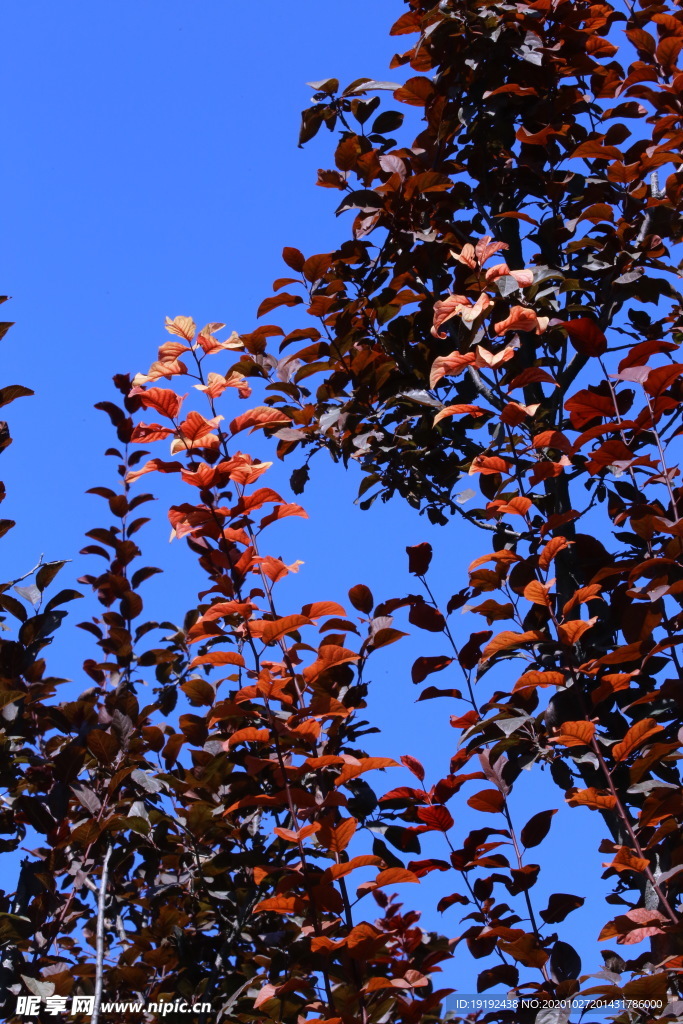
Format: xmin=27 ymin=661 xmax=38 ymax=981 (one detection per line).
xmin=91 ymin=844 xmax=112 ymax=1024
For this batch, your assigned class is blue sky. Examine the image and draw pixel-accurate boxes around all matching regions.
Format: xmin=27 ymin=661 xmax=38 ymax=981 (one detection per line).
xmin=2 ymin=0 xmax=610 ymax=995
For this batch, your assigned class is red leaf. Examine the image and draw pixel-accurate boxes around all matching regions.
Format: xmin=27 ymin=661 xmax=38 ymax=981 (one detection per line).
xmin=467 ymin=789 xmax=505 ymax=813
xmin=458 ymin=630 xmax=492 ymax=670
xmin=571 ymin=140 xmax=623 ymax=160
xmin=416 ymin=805 xmax=454 ymax=831
xmin=586 ymin=439 xmax=634 ymax=475
xmin=257 ymin=293 xmax=304 ymax=317
xmin=437 ymin=892 xmax=469 ymax=912
xmin=540 ymin=893 xmax=585 ymax=923
xmin=644 ymin=363 xmax=683 ymax=397
xmin=520 ymin=809 xmax=557 ymax=848
xmin=507 ymin=367 xmax=558 ymax=390
xmin=348 ymin=584 xmax=373 ymax=613
xmin=406 ymin=542 xmax=432 ymax=575
xmin=559 ymin=318 xmax=607 ymax=357
xmin=618 ymin=340 xmax=677 ymax=370
xmin=393 ymin=77 xmax=435 ymax=106
xmin=411 ymin=655 xmax=453 ymax=684
xmin=564 ymin=388 xmax=615 ymax=429
xmin=409 ymin=598 xmax=445 ymax=633
xmin=400 ymin=754 xmax=426 ymax=782
xmin=282 ymin=246 xmax=305 ymax=271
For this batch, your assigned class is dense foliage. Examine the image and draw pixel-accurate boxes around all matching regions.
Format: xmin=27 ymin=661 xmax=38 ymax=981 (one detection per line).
xmin=2 ymin=1 xmax=683 ymax=1022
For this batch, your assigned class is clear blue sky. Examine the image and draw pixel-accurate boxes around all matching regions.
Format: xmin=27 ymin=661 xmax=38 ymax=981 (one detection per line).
xmin=2 ymin=0 xmax=609 ymax=994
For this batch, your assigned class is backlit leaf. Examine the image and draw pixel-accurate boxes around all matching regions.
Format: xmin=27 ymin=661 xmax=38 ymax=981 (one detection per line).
xmin=612 ymin=719 xmax=664 ymax=762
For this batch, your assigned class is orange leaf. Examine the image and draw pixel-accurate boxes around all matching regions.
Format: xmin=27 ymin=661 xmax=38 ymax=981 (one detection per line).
xmin=255 ymin=555 xmax=303 ymax=582
xmin=200 ymin=600 xmax=255 ymax=624
xmin=612 ymin=718 xmax=664 ymax=762
xmin=394 ymin=76 xmax=435 ymax=106
xmin=253 ymin=896 xmax=306 ymax=915
xmin=220 ymin=453 xmax=272 ymax=486
xmin=328 ymin=855 xmax=382 ymax=880
xmin=189 ymin=647 xmax=248 ymax=671
xmin=570 ymin=140 xmax=623 ymax=161
xmin=523 ymin=580 xmax=552 ymax=606
xmin=507 ymin=367 xmax=557 ymax=390
xmin=303 ymin=646 xmax=360 ymax=684
xmin=539 ymin=536 xmax=569 ymax=570
xmin=130 ymin=422 xmax=174 ymax=443
xmin=494 ymin=305 xmax=548 ymax=335
xmin=224 ymin=727 xmax=270 ymax=748
xmin=566 ymin=787 xmax=617 ymax=810
xmin=335 ymin=757 xmax=399 ymax=787
xmin=496 ymin=496 xmax=532 ymax=516
xmin=125 ymin=457 xmax=182 ymax=483
xmin=130 ymin=386 xmax=184 ymax=420
xmin=500 ymin=402 xmax=531 ymax=426
xmin=602 ymin=846 xmax=650 ymax=874
xmin=429 ymin=350 xmax=476 ymax=386
xmin=481 ymin=630 xmax=545 ymax=661
xmin=557 ymin=618 xmax=596 ymax=645
xmin=248 ymin=614 xmax=312 ymax=644
xmin=317 ymin=817 xmax=358 ymax=853
xmin=164 ymin=315 xmax=196 ymax=340
xmin=363 ymin=978 xmax=401 ymax=992
xmin=273 ymin=822 xmax=320 ymax=843
xmin=302 ymin=600 xmax=347 ymax=620
xmin=372 ymin=867 xmax=420 ymax=887
xmin=229 ymin=406 xmax=292 ymax=435
xmin=434 ymin=404 xmax=485 ymax=425
xmin=468 ymin=455 xmax=512 ymax=476
xmin=260 ymin=502 xmax=308 ymax=527
xmin=179 ymin=410 xmax=223 ymax=443
xmin=551 ymin=720 xmax=595 ymax=747
xmin=310 ymin=936 xmax=346 ymax=953
xmin=513 ymin=670 xmax=566 ymax=692
xmin=498 ymin=934 xmax=549 ymax=969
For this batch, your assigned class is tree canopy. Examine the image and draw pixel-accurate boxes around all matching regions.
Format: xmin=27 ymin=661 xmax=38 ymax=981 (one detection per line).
xmin=2 ymin=1 xmax=683 ymax=1021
